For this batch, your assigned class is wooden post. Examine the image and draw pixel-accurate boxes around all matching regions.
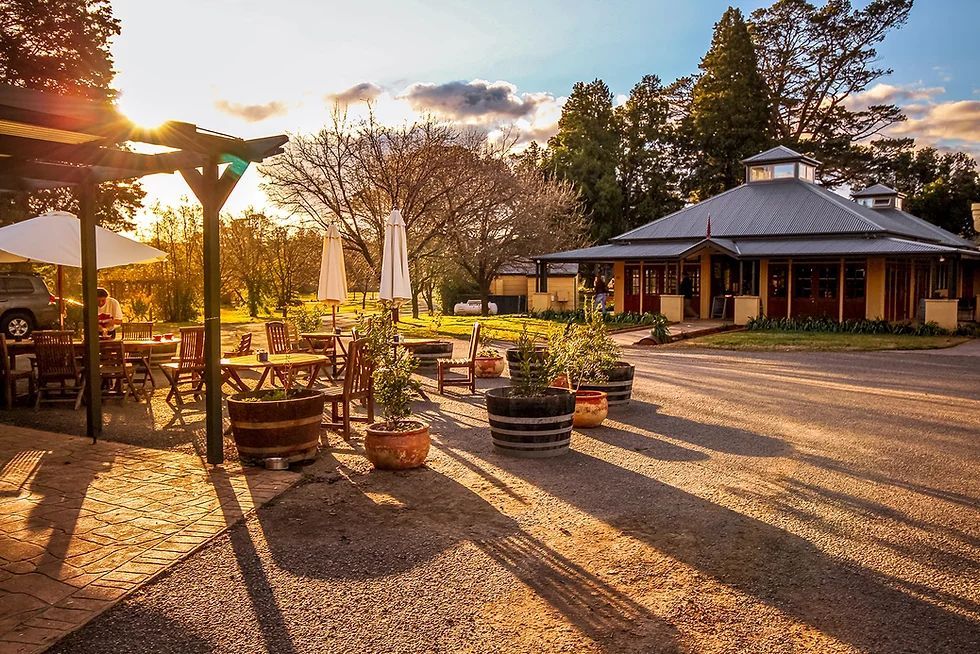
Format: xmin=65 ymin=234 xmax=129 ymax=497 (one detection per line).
xmin=78 ymin=181 xmax=101 ymax=442
xmin=200 ymin=157 xmax=223 ymax=465
xmin=838 ymin=258 xmax=845 ymax=322
xmin=786 ymin=258 xmax=793 ymax=319
xmin=181 ymin=155 xmax=251 ymax=465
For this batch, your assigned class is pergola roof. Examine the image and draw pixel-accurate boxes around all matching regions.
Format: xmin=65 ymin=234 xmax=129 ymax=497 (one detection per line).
xmin=0 ymin=84 xmax=287 ymax=191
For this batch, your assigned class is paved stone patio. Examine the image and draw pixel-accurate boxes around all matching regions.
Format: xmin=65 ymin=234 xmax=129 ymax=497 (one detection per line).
xmin=0 ymin=426 xmax=299 ymax=653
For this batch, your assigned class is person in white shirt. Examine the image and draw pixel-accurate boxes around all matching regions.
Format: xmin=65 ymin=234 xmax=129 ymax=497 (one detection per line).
xmin=97 ymin=287 xmax=123 ymax=338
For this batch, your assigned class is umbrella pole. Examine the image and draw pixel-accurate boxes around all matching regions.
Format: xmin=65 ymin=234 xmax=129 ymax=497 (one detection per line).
xmin=57 ymin=265 xmax=64 ymax=330
xmin=332 ymin=306 xmax=336 ymax=330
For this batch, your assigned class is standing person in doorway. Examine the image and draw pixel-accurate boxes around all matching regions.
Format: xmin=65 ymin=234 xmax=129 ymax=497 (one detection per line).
xmin=594 ymin=275 xmax=608 ymax=313
xmin=679 ymin=273 xmax=695 ymax=319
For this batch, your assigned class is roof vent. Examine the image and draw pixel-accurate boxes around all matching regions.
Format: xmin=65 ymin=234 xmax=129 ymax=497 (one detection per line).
xmin=851 ymin=184 xmax=904 ymax=211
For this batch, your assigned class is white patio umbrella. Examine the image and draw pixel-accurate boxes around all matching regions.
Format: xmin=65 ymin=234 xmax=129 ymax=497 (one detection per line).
xmin=379 ymin=208 xmax=412 ymax=312
xmin=317 ymin=223 xmax=348 ymax=328
xmin=0 ymin=211 xmax=167 ymax=327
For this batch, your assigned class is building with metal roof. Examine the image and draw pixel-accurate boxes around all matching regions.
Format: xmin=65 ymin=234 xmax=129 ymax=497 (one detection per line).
xmin=536 ymin=146 xmax=980 ymax=327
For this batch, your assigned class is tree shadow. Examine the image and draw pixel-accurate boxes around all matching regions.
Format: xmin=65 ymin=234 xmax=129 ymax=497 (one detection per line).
xmin=583 ymin=424 xmax=710 ymax=462
xmin=486 ymin=448 xmax=980 ymax=653
xmin=47 ymin=605 xmax=214 ymax=654
xmin=252 ymin=448 xmax=680 ymax=650
xmin=617 ymin=400 xmax=792 ymax=457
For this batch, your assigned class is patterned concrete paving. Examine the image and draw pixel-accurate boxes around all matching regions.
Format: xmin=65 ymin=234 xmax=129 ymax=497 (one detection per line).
xmin=0 ymin=426 xmax=300 ymax=653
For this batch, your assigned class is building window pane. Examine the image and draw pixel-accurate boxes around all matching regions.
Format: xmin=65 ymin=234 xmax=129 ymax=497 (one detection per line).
xmin=666 ymin=266 xmax=677 ymax=294
xmin=769 ymin=265 xmax=787 ymax=298
xmin=800 ymin=164 xmax=815 ymax=182
xmin=845 ymin=264 xmax=865 ymax=299
xmin=794 ymin=265 xmax=814 ymax=298
xmin=818 ymin=265 xmax=839 ymax=299
xmin=750 ymin=166 xmax=771 ymax=182
xmin=773 ymin=163 xmax=795 ymax=178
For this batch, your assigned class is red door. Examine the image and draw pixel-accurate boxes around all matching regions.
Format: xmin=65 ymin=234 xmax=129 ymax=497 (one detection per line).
xmin=767 ymin=262 xmax=788 ymax=318
xmin=623 ymin=265 xmax=641 ymax=313
xmin=791 ymin=263 xmax=840 ymax=318
xmin=885 ymin=261 xmax=911 ymax=321
xmin=842 ymin=262 xmax=866 ymax=320
xmin=642 ymin=264 xmax=664 ymax=314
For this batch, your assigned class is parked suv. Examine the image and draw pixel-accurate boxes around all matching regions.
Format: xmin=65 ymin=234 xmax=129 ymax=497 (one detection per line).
xmin=0 ymin=272 xmax=59 ymax=338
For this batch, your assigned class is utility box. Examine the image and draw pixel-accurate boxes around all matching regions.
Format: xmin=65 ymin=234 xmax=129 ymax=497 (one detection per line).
xmin=660 ymin=295 xmax=684 ymax=323
xmin=924 ymin=299 xmax=958 ymax=331
xmin=734 ymin=296 xmax=761 ymax=325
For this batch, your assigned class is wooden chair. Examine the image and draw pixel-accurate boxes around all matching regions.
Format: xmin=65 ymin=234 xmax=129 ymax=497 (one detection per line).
xmin=437 ymin=322 xmax=481 ymax=395
xmin=0 ymin=334 xmax=35 ymax=409
xmin=33 ymin=331 xmax=84 ymax=410
xmin=160 ymin=326 xmax=205 ymax=406
xmin=266 ymin=321 xmax=316 ymax=386
xmin=321 ymin=339 xmax=374 ymax=438
xmin=121 ymin=322 xmax=155 ymax=390
xmin=98 ymin=340 xmax=141 ymax=402
xmin=223 ymin=332 xmax=253 ymax=358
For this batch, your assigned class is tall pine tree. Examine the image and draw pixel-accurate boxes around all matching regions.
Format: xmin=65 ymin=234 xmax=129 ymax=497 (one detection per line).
xmin=615 ymin=75 xmax=683 ymax=230
xmin=684 ymin=7 xmax=770 ymax=201
xmin=0 ymin=0 xmax=144 ymax=229
xmin=545 ymin=79 xmax=623 ymax=243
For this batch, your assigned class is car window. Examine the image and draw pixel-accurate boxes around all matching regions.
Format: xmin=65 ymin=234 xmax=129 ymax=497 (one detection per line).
xmin=0 ymin=278 xmax=36 ymax=296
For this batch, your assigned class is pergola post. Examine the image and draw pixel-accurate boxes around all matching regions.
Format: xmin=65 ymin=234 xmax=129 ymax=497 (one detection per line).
xmin=78 ymin=180 xmax=102 ymax=442
xmin=182 ymin=156 xmax=249 ymax=465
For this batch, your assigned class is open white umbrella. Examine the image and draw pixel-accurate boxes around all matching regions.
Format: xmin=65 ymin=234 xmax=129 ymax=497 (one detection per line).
xmin=0 ymin=211 xmax=167 ymax=327
xmin=379 ymin=208 xmax=412 ymax=309
xmin=317 ymin=223 xmax=348 ymax=328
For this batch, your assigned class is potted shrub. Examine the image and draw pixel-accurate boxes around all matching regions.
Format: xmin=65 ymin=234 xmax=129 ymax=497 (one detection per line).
xmin=486 ymin=326 xmax=575 ymax=457
xmin=227 ymin=376 xmax=326 ymax=465
xmin=412 ymin=312 xmax=453 ymax=367
xmin=360 ymin=307 xmax=430 ymax=470
xmin=474 ymin=326 xmax=505 ymax=378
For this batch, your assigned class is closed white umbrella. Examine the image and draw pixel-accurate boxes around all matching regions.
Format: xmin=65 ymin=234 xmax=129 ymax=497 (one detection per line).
xmin=0 ymin=211 xmax=167 ymax=327
xmin=379 ymin=208 xmax=412 ymax=308
xmin=317 ymin=223 xmax=348 ymax=328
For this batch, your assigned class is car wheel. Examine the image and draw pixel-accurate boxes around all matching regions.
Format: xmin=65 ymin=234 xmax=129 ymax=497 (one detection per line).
xmin=2 ymin=312 xmax=33 ymax=338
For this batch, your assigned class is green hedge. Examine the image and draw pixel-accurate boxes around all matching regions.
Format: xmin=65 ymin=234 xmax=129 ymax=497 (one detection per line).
xmin=745 ymin=315 xmax=953 ymax=336
xmin=532 ymin=309 xmax=660 ymax=327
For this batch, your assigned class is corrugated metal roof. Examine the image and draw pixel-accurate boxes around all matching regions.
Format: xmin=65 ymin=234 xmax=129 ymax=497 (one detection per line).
xmin=537 ymin=241 xmax=701 ymax=262
xmin=611 ymin=179 xmax=973 ymax=249
xmin=498 ymin=260 xmax=578 ymax=275
xmin=742 ymin=145 xmax=820 ymax=165
xmin=732 ymin=237 xmax=961 ymax=257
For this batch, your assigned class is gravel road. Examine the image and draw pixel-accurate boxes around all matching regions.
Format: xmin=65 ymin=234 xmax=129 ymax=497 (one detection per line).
xmin=49 ymin=343 xmax=980 ymax=653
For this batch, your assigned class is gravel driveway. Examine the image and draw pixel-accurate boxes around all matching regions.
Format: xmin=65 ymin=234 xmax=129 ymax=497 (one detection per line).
xmin=49 ymin=343 xmax=980 ymax=653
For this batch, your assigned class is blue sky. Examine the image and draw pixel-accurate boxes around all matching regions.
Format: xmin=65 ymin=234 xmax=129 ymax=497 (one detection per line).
xmin=110 ymin=0 xmax=980 ymax=220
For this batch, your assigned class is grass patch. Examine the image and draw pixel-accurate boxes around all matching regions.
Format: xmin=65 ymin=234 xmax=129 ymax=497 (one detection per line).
xmin=683 ymin=330 xmax=969 ymax=352
xmin=397 ymin=315 xmax=558 ymax=343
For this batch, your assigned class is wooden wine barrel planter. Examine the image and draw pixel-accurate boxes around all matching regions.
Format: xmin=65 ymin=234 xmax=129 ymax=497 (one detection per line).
xmin=485 ymin=387 xmax=575 ymax=458
xmin=227 ymin=389 xmax=325 ymax=464
xmin=505 ymin=346 xmax=549 ymax=385
xmin=410 ymin=341 xmax=454 ymax=367
xmin=576 ymin=362 xmax=635 ymax=406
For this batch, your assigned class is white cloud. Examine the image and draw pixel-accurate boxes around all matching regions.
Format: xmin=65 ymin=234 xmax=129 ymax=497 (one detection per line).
xmin=213 ymin=99 xmax=288 ymax=122
xmin=326 ymin=82 xmax=384 ymax=105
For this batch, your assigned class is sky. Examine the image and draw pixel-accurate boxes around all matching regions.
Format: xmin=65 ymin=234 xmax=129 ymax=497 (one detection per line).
xmin=109 ymin=0 xmax=980 ymax=227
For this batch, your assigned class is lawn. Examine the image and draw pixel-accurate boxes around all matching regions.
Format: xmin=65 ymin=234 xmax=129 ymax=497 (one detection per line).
xmin=398 ymin=314 xmax=559 ymax=343
xmin=684 ymin=329 xmax=969 ymax=351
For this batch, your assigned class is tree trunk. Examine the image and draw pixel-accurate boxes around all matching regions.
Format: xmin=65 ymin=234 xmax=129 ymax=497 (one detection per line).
xmin=411 ymin=292 xmax=420 ymax=319
xmin=479 ymin=277 xmax=492 ymax=317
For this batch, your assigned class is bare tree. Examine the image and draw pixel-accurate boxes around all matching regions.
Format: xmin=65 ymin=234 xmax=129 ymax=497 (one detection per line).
xmin=261 ymin=109 xmax=488 ymax=317
xmin=268 ymin=224 xmax=320 ymax=314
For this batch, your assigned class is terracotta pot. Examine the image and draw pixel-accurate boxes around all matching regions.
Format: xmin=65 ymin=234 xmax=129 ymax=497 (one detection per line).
xmin=365 ymin=421 xmax=430 ymax=470
xmin=572 ymin=390 xmax=608 ymax=428
xmin=550 ymin=374 xmax=568 ymax=389
xmin=474 ymin=356 xmax=505 ymax=378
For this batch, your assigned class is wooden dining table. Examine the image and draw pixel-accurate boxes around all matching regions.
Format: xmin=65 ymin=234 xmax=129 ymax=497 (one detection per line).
xmin=300 ymin=331 xmax=348 ymax=378
xmin=5 ymin=337 xmax=180 ymax=369
xmin=220 ymin=353 xmax=329 ymax=392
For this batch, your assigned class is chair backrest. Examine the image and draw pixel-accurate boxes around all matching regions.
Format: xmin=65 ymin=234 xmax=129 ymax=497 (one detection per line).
xmin=344 ymin=339 xmax=373 ymax=398
xmin=33 ymin=330 xmax=78 ymax=380
xmin=121 ymin=322 xmax=153 ymax=341
xmin=177 ymin=326 xmax=205 ymax=370
xmin=0 ymin=334 xmax=11 ymax=378
xmin=468 ymin=322 xmax=481 ymax=362
xmin=233 ymin=333 xmax=252 ymax=356
xmin=100 ymin=340 xmax=126 ymax=368
xmin=266 ymin=321 xmax=290 ymax=355
xmin=286 ymin=321 xmax=302 ymax=350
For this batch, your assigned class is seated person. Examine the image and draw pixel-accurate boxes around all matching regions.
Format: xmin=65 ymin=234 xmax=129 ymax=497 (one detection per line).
xmin=97 ymin=287 xmax=123 ymax=338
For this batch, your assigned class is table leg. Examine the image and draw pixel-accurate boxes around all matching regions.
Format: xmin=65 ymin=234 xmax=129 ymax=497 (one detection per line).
xmin=305 ymin=364 xmax=322 ymax=389
xmin=255 ymin=367 xmax=271 ymax=391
